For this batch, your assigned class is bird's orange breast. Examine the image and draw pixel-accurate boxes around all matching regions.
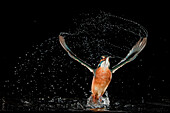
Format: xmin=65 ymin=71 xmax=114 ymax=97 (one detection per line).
xmin=91 ymin=67 xmax=112 ymax=98
xmin=95 ymin=67 xmax=112 ymax=79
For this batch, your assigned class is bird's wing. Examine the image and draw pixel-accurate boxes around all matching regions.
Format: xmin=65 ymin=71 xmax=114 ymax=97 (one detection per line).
xmin=111 ymin=37 xmax=147 ymax=73
xmin=59 ymin=35 xmax=94 ymax=73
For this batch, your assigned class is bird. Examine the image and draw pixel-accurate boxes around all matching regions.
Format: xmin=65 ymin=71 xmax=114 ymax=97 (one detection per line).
xmin=59 ymin=35 xmax=147 ymax=103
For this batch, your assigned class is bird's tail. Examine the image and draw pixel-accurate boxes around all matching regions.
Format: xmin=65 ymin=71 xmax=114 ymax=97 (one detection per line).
xmin=92 ymin=94 xmax=99 ymax=103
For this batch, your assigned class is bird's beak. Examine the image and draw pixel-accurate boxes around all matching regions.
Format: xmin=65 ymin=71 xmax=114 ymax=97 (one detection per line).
xmin=106 ymin=56 xmax=110 ymax=63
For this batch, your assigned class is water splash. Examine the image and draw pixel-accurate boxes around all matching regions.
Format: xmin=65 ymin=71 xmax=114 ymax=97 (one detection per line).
xmin=0 ymin=10 xmax=150 ymax=111
xmin=86 ymin=91 xmax=110 ymax=109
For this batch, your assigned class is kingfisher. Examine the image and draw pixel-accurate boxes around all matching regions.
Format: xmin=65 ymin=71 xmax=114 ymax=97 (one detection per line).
xmin=59 ymin=35 xmax=147 ymax=103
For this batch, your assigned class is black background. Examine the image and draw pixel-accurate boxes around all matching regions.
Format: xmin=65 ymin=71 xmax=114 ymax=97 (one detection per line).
xmin=0 ymin=3 xmax=169 ymax=99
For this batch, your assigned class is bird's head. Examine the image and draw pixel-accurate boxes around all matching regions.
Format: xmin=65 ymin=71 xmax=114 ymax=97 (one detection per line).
xmin=98 ymin=56 xmax=111 ymax=68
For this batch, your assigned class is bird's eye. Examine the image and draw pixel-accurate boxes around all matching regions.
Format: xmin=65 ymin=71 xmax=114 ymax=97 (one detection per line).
xmin=101 ymin=56 xmax=105 ymax=59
